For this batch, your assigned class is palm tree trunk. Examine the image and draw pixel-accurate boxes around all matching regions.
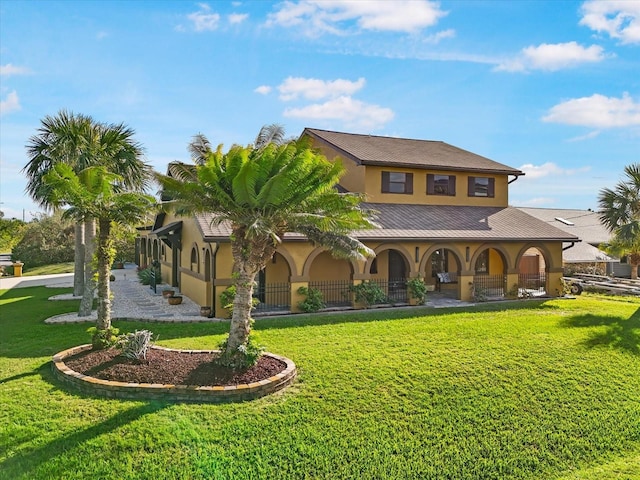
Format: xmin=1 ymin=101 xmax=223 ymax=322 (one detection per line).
xmin=221 ymin=267 xmax=257 ymax=367
xmin=78 ymin=218 xmax=96 ymax=316
xmin=631 ymin=258 xmax=639 ymax=280
xmin=73 ymin=222 xmax=85 ymax=297
xmin=96 ymin=219 xmax=113 ymax=331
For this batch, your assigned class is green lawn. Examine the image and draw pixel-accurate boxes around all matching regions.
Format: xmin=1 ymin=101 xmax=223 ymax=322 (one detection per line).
xmin=22 ymin=262 xmax=75 ymax=276
xmin=1 ymin=287 xmax=639 ymax=480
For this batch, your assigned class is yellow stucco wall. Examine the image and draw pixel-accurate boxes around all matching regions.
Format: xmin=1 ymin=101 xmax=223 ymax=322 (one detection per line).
xmin=363 ymin=166 xmax=509 ymax=206
xmin=309 ymin=251 xmax=352 ymax=281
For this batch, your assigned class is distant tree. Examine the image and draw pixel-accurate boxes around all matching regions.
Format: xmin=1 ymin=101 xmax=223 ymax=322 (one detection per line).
xmin=156 ymin=128 xmax=376 ymax=368
xmin=44 ymin=164 xmax=155 ymax=344
xmin=11 ymin=212 xmax=74 ymax=267
xmin=598 ymin=163 xmax=640 ymax=279
xmin=0 ymin=215 xmax=26 ymax=253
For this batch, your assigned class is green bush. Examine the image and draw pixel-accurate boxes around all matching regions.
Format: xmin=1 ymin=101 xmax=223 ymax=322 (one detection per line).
xmin=297 ymin=286 xmax=326 ymax=313
xmin=407 ymin=277 xmax=428 ymax=304
xmin=349 ymin=281 xmax=387 ymax=308
xmin=87 ymin=327 xmax=120 ymax=350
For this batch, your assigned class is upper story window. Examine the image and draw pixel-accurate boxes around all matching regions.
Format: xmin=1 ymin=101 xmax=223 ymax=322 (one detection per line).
xmin=382 ymin=171 xmax=413 ymax=194
xmin=468 ymin=176 xmax=495 ymax=198
xmin=427 ymin=174 xmax=456 ymax=196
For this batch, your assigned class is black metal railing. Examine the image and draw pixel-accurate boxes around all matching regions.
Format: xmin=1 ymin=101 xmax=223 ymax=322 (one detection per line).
xmin=372 ymin=278 xmax=408 ymax=304
xmin=518 ymin=272 xmax=546 ymax=296
xmin=253 ymin=282 xmax=291 ymax=313
xmin=309 ymin=280 xmax=352 ymax=307
xmin=473 ymin=274 xmax=506 ymax=298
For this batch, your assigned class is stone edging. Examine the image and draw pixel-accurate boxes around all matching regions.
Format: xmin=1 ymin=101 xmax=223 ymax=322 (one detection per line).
xmin=52 ymin=345 xmax=297 ymax=403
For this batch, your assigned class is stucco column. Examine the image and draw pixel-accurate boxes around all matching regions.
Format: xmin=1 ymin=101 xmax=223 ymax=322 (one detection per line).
xmin=290 ymin=281 xmax=308 ymax=313
xmin=506 ymin=269 xmax=520 ymax=299
xmin=458 ymin=271 xmax=475 ymax=302
xmin=547 ymin=268 xmax=565 ymax=297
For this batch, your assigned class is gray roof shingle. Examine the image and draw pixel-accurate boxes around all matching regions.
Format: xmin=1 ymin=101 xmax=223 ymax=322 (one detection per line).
xmin=517 ymin=207 xmax=611 ymax=245
xmin=303 ymin=128 xmax=524 ymax=176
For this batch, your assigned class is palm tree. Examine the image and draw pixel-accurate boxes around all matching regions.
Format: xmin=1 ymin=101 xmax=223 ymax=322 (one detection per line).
xmin=598 ymin=163 xmax=640 ymax=279
xmin=44 ymin=164 xmax=155 ymax=341
xmin=24 ymin=111 xmax=152 ymax=312
xmin=156 ymin=130 xmax=376 ymax=368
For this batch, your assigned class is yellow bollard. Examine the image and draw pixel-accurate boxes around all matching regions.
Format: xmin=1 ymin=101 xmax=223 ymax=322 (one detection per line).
xmin=12 ymin=262 xmax=23 ymax=277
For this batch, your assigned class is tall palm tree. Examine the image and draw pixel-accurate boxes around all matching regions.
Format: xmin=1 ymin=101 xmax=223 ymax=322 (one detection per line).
xmin=157 ymin=131 xmax=376 ymax=368
xmin=598 ymin=163 xmax=640 ymax=279
xmin=24 ymin=111 xmax=152 ymax=311
xmin=44 ymin=164 xmax=155 ymax=340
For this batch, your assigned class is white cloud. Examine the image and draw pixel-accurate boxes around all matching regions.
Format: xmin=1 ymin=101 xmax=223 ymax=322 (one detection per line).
xmin=518 ymin=162 xmax=591 ymax=179
xmin=229 ymin=13 xmax=249 ymax=24
xmin=580 ymin=0 xmax=640 ymax=45
xmin=423 ymin=28 xmax=455 ymax=44
xmin=266 ymin=0 xmax=447 ymax=36
xmin=278 ymin=76 xmax=365 ymax=101
xmin=254 ymin=85 xmax=272 ymax=95
xmin=0 ymin=91 xmax=20 ymax=116
xmin=284 ymin=95 xmax=394 ymax=130
xmin=495 ymin=42 xmax=607 ymax=72
xmin=543 ymin=92 xmax=640 ymax=128
xmin=567 ymin=130 xmax=601 ymax=142
xmin=187 ymin=4 xmax=221 ymax=32
xmin=0 ymin=64 xmax=30 ymax=76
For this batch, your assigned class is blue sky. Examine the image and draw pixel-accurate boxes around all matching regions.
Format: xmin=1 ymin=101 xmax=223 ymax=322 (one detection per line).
xmin=1 ymin=0 xmax=639 ymax=221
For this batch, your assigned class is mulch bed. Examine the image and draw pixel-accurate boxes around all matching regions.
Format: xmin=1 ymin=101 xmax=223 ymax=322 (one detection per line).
xmin=63 ymin=347 xmax=286 ymax=386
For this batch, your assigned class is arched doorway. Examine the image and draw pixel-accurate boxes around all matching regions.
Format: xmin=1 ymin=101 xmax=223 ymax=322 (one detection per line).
xmin=254 ymin=252 xmax=292 ymax=313
xmin=426 ymin=248 xmax=462 ymax=298
xmin=308 ymin=250 xmax=353 ymax=307
xmin=369 ymin=248 xmax=410 ymax=303
xmin=517 ymin=246 xmax=549 ymax=297
xmin=472 ymin=247 xmax=508 ymax=299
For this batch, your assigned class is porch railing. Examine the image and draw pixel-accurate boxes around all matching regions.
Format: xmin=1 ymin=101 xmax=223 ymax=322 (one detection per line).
xmin=518 ymin=272 xmax=547 ymax=296
xmin=372 ymin=277 xmax=408 ymax=304
xmin=473 ymin=274 xmax=506 ymax=298
xmin=309 ymin=280 xmax=352 ymax=307
xmin=253 ymin=282 xmax=291 ymax=313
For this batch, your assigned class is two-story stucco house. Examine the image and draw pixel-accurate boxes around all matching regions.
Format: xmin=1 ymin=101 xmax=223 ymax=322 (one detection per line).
xmin=138 ymin=128 xmax=579 ymax=317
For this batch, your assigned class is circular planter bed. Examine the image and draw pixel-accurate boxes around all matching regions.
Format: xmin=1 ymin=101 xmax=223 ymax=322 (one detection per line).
xmin=52 ymin=344 xmax=297 ymax=403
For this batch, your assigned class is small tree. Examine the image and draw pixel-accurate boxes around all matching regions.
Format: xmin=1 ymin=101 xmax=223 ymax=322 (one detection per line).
xmin=598 ymin=164 xmax=640 ymax=279
xmin=45 ymin=164 xmax=155 ymax=345
xmin=157 ymin=129 xmax=376 ymax=368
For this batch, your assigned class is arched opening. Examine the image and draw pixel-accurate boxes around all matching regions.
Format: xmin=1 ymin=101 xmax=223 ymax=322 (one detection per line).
xmin=308 ymin=250 xmax=354 ymax=307
xmin=152 ymin=240 xmax=159 ymax=262
xmin=190 ymin=246 xmax=199 ymax=273
xmin=517 ymin=245 xmax=550 ymax=297
xmin=254 ymin=252 xmax=292 ymax=313
xmin=472 ymin=247 xmax=508 ymax=299
xmin=425 ymin=248 xmax=462 ymax=298
xmin=369 ymin=247 xmax=410 ymax=303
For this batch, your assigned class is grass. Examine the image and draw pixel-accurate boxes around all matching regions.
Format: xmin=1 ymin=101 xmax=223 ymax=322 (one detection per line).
xmin=22 ymin=262 xmax=75 ymax=276
xmin=1 ymin=288 xmax=639 ymax=480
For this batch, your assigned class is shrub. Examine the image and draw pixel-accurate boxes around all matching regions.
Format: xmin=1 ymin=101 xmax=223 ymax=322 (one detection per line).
xmin=87 ymin=327 xmax=120 ymax=350
xmin=349 ymin=281 xmax=387 ymax=308
xmin=218 ymin=332 xmax=264 ymax=368
xmin=297 ymin=286 xmax=326 ymax=313
xmin=116 ymin=330 xmax=154 ymax=362
xmin=407 ymin=277 xmax=428 ymax=304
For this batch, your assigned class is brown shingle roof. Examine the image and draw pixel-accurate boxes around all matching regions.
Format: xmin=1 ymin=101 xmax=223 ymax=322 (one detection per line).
xmin=195 ymin=204 xmax=578 ymax=243
xmin=303 ymin=128 xmax=524 ymax=176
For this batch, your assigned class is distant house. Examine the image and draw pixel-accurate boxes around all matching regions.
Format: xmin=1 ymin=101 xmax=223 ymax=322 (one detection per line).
xmin=516 ymin=207 xmax=629 ymax=276
xmin=138 ymin=129 xmax=578 ymax=317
